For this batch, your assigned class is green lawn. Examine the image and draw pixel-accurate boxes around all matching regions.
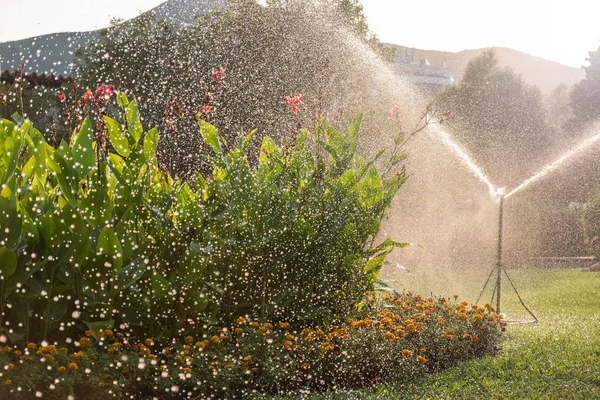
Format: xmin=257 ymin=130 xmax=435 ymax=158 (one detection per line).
xmin=301 ymin=268 xmax=600 ymax=399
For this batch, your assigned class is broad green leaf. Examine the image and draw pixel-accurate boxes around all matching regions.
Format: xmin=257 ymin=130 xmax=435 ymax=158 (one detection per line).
xmin=184 ymin=289 xmax=208 ymax=313
xmin=143 ymin=127 xmax=159 ymax=163
xmin=198 ymin=118 xmax=221 ymax=155
xmin=358 ymin=167 xmax=384 ymax=207
xmin=116 ymin=257 xmax=147 ymax=290
xmin=97 ymin=227 xmax=123 ymax=271
xmin=49 ymin=298 xmax=68 ymax=322
xmin=71 ymin=118 xmax=95 ymax=176
xmin=117 ymin=92 xmax=129 ymax=109
xmin=0 ymin=247 xmax=17 ymax=278
xmin=104 ymin=116 xmax=130 ymax=157
xmin=125 ymin=99 xmax=143 ymax=142
xmin=151 ymin=273 xmax=172 ymax=301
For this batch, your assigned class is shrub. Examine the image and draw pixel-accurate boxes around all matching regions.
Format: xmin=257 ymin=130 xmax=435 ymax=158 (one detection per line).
xmin=0 ymin=293 xmax=502 ymax=399
xmin=0 ymin=90 xmax=408 ymax=345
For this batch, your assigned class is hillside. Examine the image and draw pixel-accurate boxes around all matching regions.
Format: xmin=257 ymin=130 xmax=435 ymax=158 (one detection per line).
xmin=386 ymin=44 xmax=585 ymax=93
xmin=0 ymin=0 xmax=223 ymax=75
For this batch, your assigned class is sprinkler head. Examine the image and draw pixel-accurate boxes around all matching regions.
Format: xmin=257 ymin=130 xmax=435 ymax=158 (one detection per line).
xmin=495 ymin=187 xmax=506 ymax=199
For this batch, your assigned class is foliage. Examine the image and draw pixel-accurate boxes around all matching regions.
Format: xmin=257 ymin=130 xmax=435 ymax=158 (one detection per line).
xmin=570 ymin=44 xmax=600 ymax=130
xmin=0 ymin=292 xmax=503 ymax=399
xmin=0 ymin=92 xmax=407 ymax=346
xmin=436 ymin=51 xmax=551 ymax=187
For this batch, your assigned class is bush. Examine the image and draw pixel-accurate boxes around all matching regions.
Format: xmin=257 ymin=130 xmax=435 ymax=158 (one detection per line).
xmin=0 ymin=293 xmax=502 ymax=399
xmin=0 ymin=89 xmax=408 ymax=345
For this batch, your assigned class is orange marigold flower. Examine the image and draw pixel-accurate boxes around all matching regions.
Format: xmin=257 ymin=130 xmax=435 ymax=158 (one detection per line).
xmin=264 ymin=323 xmax=274 ymax=330
xmin=69 ymin=351 xmax=84 ymax=361
xmin=195 ymin=340 xmax=209 ymax=350
xmin=384 ymin=332 xmax=397 ymax=341
xmin=182 ymin=367 xmax=192 ymax=374
xmin=285 ymin=334 xmax=295 ymax=341
xmin=57 ymin=366 xmax=67 ymax=373
xmin=473 ymin=314 xmax=483 ymax=323
xmin=7 ymin=363 xmax=14 ymax=370
xmin=402 ymin=349 xmax=413 ymax=357
xmin=417 ymin=356 xmax=427 ymax=364
xmin=85 ymin=330 xmax=95 ymax=337
xmin=69 ymin=363 xmax=78 ymax=371
xmin=319 ymin=341 xmax=334 ymax=355
xmin=26 ymin=343 xmax=37 ymax=351
xmin=458 ymin=313 xmax=469 ymax=321
xmin=145 ymin=338 xmax=155 ymax=347
xmin=453 ymin=294 xmax=459 ymax=299
xmin=185 ymin=336 xmax=194 ymax=343
xmin=210 ymin=335 xmax=220 ymax=344
xmin=236 ymin=317 xmax=247 ymax=325
xmin=278 ymin=322 xmax=290 ymax=330
xmin=79 ymin=337 xmax=90 ymax=349
xmin=4 ymin=380 xmax=12 ymax=385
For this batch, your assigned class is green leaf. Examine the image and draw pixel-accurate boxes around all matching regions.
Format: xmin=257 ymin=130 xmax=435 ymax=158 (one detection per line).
xmin=104 ymin=116 xmax=130 ymax=157
xmin=392 ymin=153 xmax=408 ymax=165
xmin=71 ymin=118 xmax=95 ymax=176
xmin=125 ymin=100 xmax=143 ymax=142
xmin=117 ymin=92 xmax=129 ymax=109
xmin=97 ymin=227 xmax=123 ymax=271
xmin=364 ymin=252 xmax=387 ymax=274
xmin=143 ymin=127 xmax=159 ymax=163
xmin=184 ymin=289 xmax=208 ymax=313
xmin=0 ymin=247 xmax=17 ymax=278
xmin=394 ymin=132 xmax=406 ymax=145
xmin=49 ymin=298 xmax=68 ymax=323
xmin=115 ymin=257 xmax=147 ymax=291
xmin=242 ymin=129 xmax=257 ymax=152
xmin=198 ymin=119 xmax=221 ymax=155
xmin=358 ymin=167 xmax=384 ymax=207
xmin=151 ymin=273 xmax=172 ymax=301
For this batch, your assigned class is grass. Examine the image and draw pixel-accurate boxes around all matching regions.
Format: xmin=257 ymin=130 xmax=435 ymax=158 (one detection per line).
xmin=277 ymin=268 xmax=600 ymax=399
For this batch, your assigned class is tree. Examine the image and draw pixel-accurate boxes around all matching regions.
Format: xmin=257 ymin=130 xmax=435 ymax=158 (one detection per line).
xmin=436 ymin=51 xmax=551 ymax=187
xmin=570 ymin=45 xmax=600 ymax=130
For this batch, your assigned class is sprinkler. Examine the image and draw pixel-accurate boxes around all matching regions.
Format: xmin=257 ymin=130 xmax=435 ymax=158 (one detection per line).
xmin=495 ymin=191 xmax=505 ymax=314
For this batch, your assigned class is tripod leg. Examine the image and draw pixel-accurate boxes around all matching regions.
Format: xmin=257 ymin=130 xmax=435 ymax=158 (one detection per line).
xmin=503 ymin=268 xmax=538 ymax=322
xmin=476 ymin=266 xmax=497 ymax=304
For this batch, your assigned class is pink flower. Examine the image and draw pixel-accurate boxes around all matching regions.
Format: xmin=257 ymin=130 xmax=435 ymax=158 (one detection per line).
xmin=202 ymin=105 xmax=213 ymax=114
xmin=212 ymin=66 xmax=226 ymax=81
xmin=388 ymin=106 xmax=405 ymax=124
xmin=95 ymin=83 xmax=115 ymax=101
xmin=286 ymin=94 xmax=304 ymax=114
xmin=442 ymin=111 xmax=455 ymax=121
xmin=83 ymin=89 xmax=95 ymax=102
xmin=58 ymin=92 xmax=65 ymax=103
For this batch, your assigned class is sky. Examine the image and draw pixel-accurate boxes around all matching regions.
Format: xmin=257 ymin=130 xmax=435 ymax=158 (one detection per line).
xmin=1 ymin=0 xmax=599 ymax=68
